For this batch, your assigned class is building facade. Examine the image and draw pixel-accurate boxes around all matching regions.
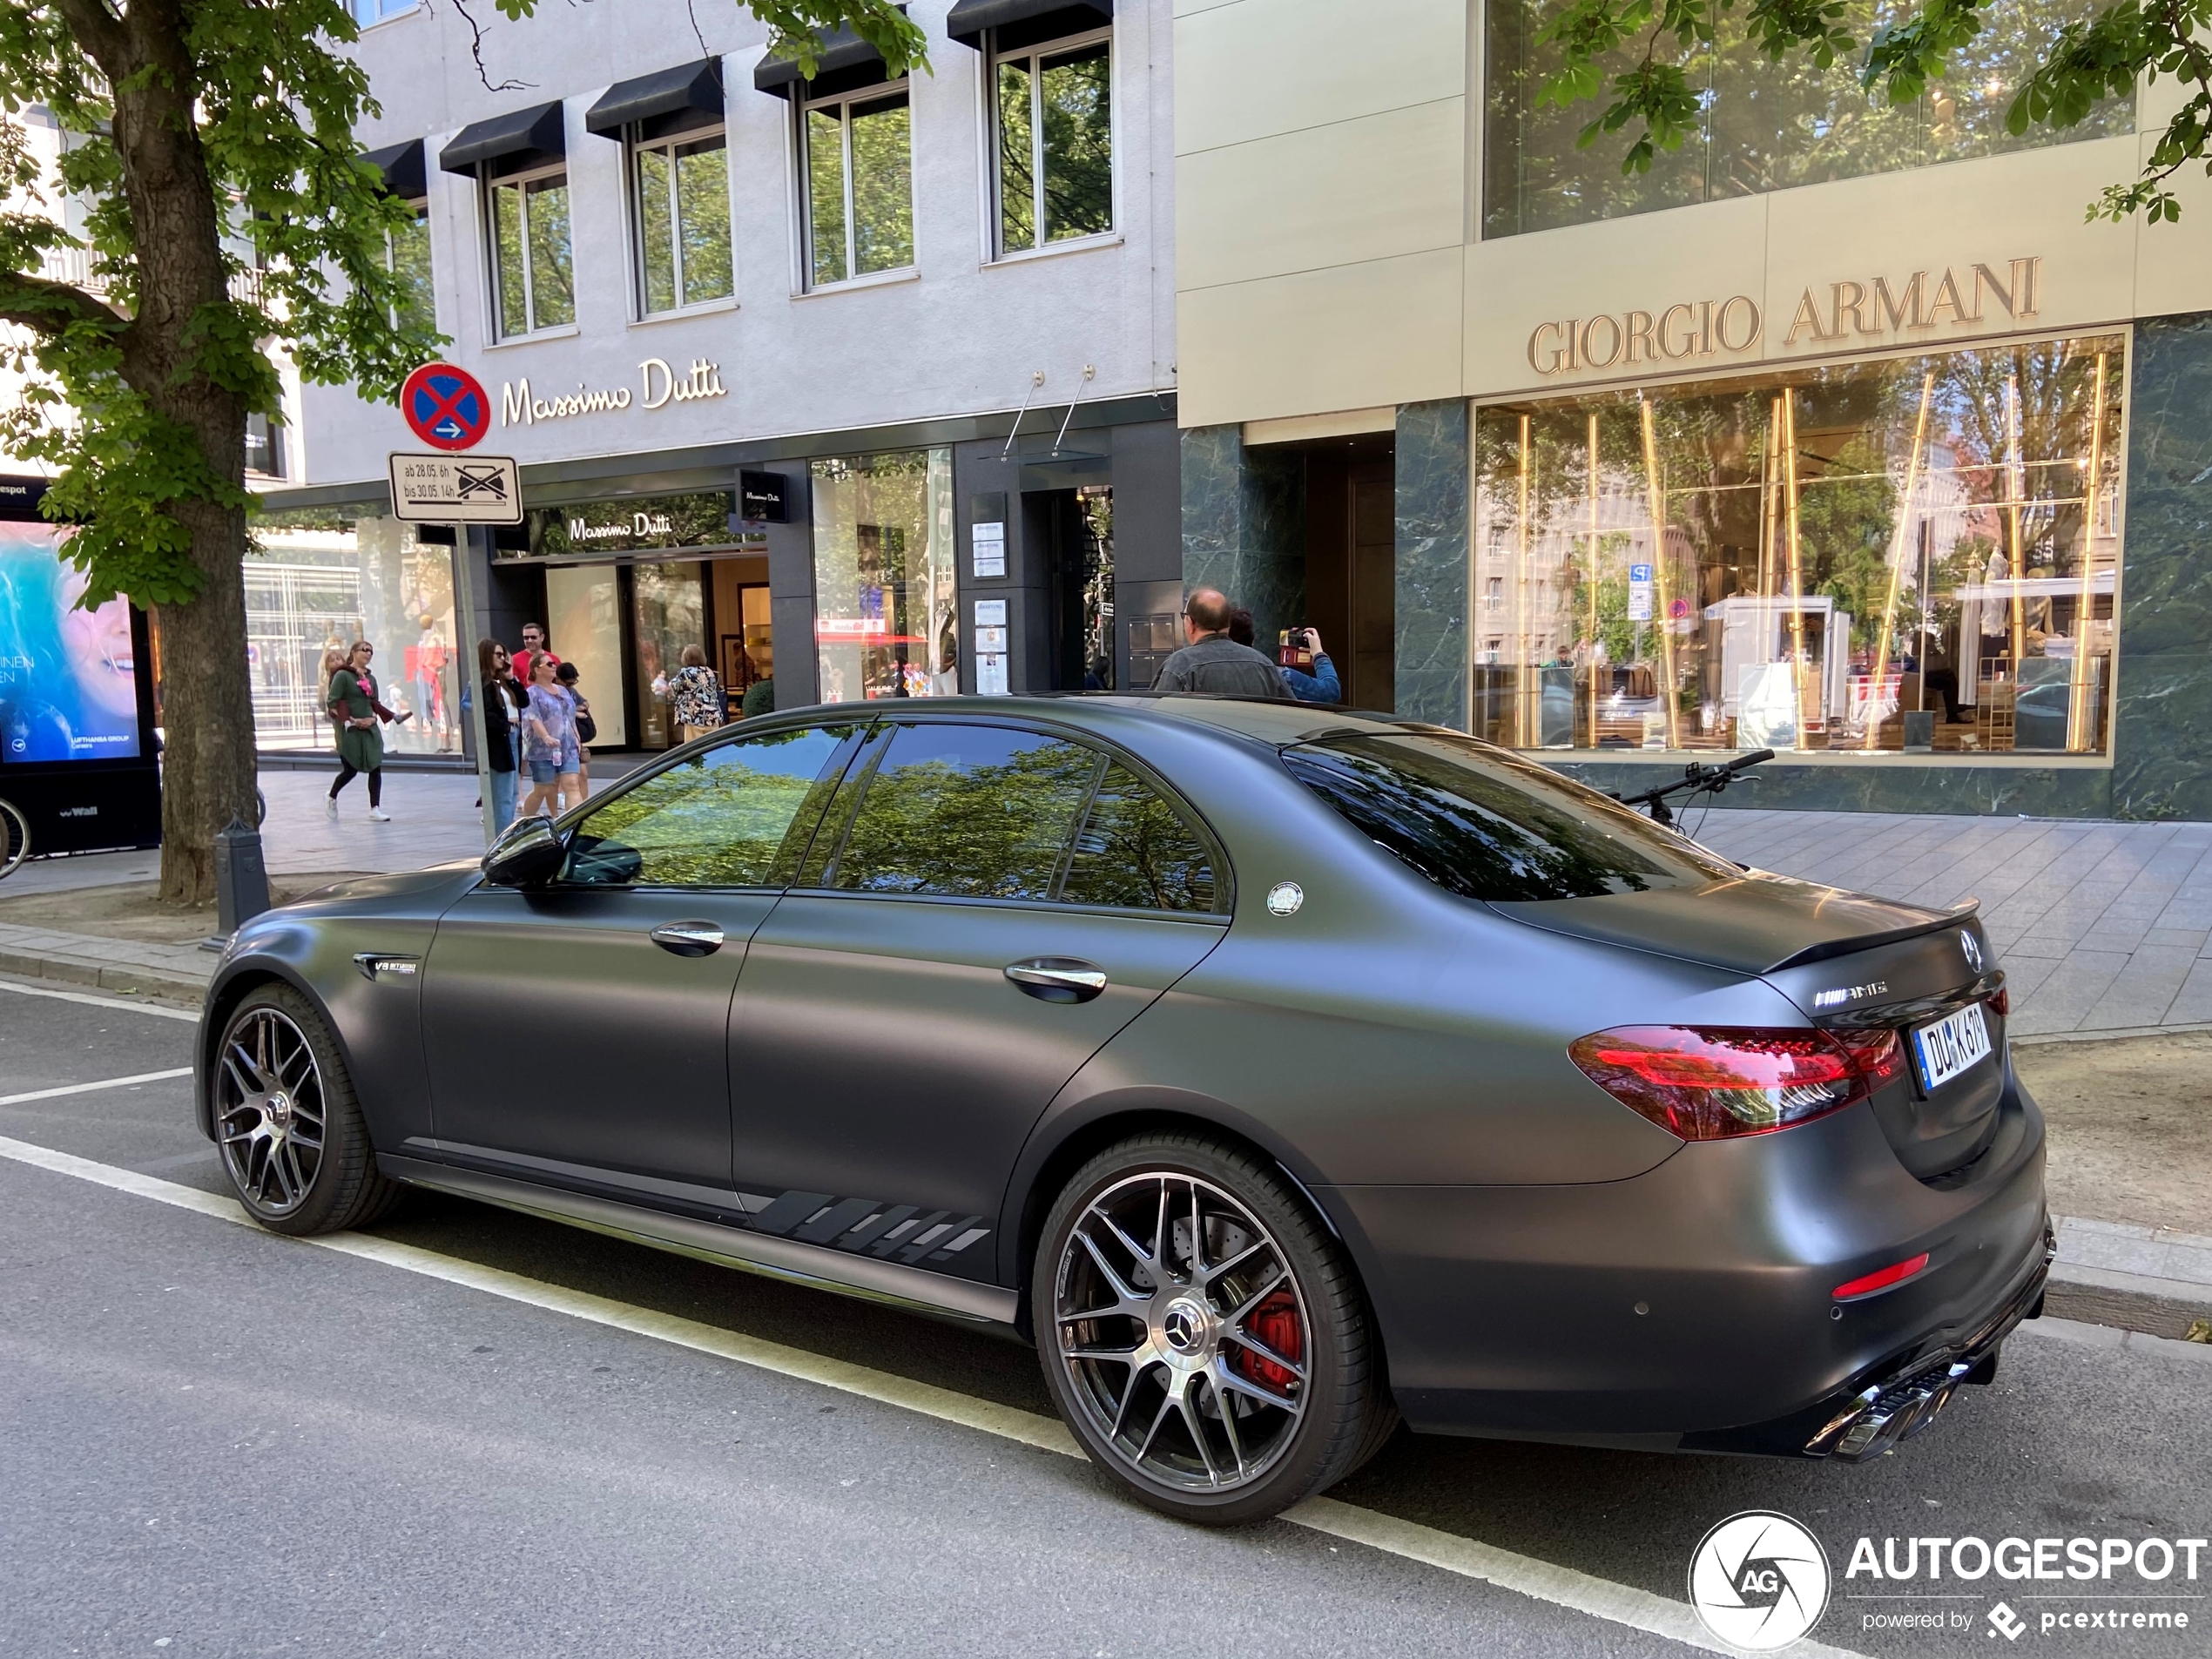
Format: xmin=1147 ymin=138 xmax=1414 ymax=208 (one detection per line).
xmin=266 ymin=0 xmax=1181 ymax=757
xmin=1172 ymin=0 xmax=2212 ymax=819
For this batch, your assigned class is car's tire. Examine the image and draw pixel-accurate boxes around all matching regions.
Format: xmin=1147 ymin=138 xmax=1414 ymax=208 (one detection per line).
xmin=1033 ymin=1131 xmax=1397 ymax=1524
xmin=210 ymin=983 xmax=401 ymax=1237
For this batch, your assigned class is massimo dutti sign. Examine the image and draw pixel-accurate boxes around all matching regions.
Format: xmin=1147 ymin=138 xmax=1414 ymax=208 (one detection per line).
xmin=499 ymin=356 xmax=729 ymax=426
xmin=1526 ymin=254 xmax=2044 ymax=378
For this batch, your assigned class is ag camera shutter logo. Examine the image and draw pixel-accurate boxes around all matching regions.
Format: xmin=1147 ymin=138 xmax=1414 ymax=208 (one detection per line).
xmin=1689 ymin=1510 xmax=1832 ymax=1650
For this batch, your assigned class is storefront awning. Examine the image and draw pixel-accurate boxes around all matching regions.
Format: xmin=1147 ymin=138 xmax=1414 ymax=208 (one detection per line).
xmin=584 ymin=59 xmax=724 ymax=138
xmin=752 ymin=13 xmax=903 ymax=100
xmin=945 ymin=0 xmax=1110 ymax=49
xmin=438 ymin=101 xmax=567 ymax=176
xmin=358 ymin=138 xmax=426 ymax=200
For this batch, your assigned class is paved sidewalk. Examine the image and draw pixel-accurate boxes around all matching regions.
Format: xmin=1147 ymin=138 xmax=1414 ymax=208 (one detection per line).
xmin=1696 ymin=809 xmax=2212 ymax=1037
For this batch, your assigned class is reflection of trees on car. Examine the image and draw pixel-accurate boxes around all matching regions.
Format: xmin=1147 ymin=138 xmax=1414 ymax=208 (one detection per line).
xmin=570 ymin=730 xmax=833 ymax=888
xmin=837 ymin=741 xmax=1102 ymax=900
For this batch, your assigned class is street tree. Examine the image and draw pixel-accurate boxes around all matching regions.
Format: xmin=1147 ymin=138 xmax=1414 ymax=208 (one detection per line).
xmin=0 ymin=0 xmax=921 ymax=905
xmin=1535 ymin=0 xmax=2212 ymax=222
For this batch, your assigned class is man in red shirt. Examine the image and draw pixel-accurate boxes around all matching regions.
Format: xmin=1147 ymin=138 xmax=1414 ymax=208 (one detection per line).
xmin=515 ymin=621 xmax=562 ymax=681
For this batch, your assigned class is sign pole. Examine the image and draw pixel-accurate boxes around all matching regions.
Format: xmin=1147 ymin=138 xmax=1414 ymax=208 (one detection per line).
xmin=449 ymin=523 xmax=500 ymax=850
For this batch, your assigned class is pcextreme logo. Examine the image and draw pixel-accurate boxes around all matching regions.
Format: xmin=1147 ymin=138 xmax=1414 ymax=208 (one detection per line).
xmin=1689 ymin=1510 xmax=1832 ymax=1649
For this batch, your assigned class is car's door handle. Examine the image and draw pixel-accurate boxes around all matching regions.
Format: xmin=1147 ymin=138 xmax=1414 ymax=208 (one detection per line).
xmin=650 ymin=921 xmax=725 ymax=957
xmin=1004 ymin=958 xmax=1108 ymax=1002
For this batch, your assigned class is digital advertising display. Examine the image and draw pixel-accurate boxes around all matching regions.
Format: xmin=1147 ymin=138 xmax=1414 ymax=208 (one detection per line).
xmin=0 ymin=519 xmax=144 ymax=765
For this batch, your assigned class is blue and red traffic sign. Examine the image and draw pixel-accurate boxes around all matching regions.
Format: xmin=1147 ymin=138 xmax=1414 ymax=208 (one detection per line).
xmin=401 ymin=361 xmax=492 ymax=451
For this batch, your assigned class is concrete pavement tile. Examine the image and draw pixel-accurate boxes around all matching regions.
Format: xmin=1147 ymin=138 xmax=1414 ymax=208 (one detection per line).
xmin=2076 ymin=944 xmax=2200 ymax=1031
xmin=2005 ymin=948 xmax=2133 ymax=1035
xmin=2143 ymin=927 xmax=2211 ymax=950
xmin=2161 ymin=959 xmax=2212 ymax=1024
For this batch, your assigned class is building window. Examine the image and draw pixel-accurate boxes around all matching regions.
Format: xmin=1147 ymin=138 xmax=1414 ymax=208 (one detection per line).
xmin=632 ymin=126 xmax=732 ymax=314
xmin=485 ymin=162 xmax=574 ymax=337
xmin=245 ymin=411 xmax=285 ymax=480
xmin=1471 ymin=334 xmax=2126 ymax=757
xmin=387 ymin=200 xmax=434 ymax=332
xmin=354 ymin=0 xmax=415 ymax=23
xmin=992 ymin=30 xmax=1111 ymax=254
xmin=810 ymin=449 xmax=955 ymax=701
xmin=800 ymin=84 xmax=913 ymax=287
xmin=1482 ymin=0 xmax=2135 ymax=239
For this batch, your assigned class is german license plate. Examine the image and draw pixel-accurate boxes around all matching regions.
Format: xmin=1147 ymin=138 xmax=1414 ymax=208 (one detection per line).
xmin=1912 ymin=1002 xmax=1993 ymax=1091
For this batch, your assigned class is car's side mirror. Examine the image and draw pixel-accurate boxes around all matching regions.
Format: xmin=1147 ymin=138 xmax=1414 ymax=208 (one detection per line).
xmin=482 ymin=815 xmax=568 ymax=887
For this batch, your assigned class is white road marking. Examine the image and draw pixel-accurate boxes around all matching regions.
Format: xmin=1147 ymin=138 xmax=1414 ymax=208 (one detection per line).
xmin=0 ymin=1068 xmax=195 ymax=1107
xmin=0 ymin=1132 xmax=1869 ymax=1659
xmin=0 ymin=977 xmax=200 ymax=1022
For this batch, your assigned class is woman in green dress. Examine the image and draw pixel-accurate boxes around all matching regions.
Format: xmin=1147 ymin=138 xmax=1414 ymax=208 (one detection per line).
xmin=326 ymin=639 xmax=406 ymax=821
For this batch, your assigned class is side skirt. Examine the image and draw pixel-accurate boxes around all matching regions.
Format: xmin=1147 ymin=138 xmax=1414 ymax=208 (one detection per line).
xmin=379 ymin=1154 xmax=1019 ymax=1329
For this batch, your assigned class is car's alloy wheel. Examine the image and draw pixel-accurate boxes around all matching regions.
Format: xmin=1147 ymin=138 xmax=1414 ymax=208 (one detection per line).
xmin=212 ymin=986 xmax=400 ymax=1236
xmin=1036 ymin=1135 xmax=1395 ymax=1523
xmin=1056 ymin=1170 xmax=1312 ymax=1493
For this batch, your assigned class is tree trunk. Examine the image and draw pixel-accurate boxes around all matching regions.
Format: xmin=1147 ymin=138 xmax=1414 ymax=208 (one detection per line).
xmin=153 ymin=500 xmax=258 ymax=906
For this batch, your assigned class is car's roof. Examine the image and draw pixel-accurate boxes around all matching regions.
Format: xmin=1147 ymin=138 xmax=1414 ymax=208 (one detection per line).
xmin=774 ymin=692 xmax=1420 ymax=748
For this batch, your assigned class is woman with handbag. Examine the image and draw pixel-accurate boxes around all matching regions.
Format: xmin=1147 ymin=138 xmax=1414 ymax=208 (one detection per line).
xmin=477 ymin=638 xmax=523 ymax=833
xmin=325 ymin=639 xmax=408 ymax=821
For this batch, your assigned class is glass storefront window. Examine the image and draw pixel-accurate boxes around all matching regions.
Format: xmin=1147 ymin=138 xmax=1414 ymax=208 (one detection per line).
xmin=1483 ymin=0 xmax=2134 ymax=239
xmin=632 ymin=561 xmax=706 ymax=750
xmin=810 ymin=449 xmax=956 ymax=703
xmin=246 ymin=512 xmax=462 ymax=755
xmin=1472 ymin=334 xmax=2126 ymax=757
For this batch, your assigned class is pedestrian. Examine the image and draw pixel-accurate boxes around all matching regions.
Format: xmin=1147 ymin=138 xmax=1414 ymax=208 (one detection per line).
xmin=326 ymin=639 xmax=408 ymax=821
xmin=1149 ymin=588 xmax=1289 ymax=698
xmin=1229 ymin=606 xmax=1340 ymax=704
xmin=664 ymin=643 xmax=724 ymax=743
xmin=740 ymin=650 xmax=775 ymax=719
xmin=477 ymin=637 xmax=523 ymax=833
xmin=520 ymin=651 xmax=580 ymax=820
xmin=516 ymin=621 xmax=561 ymax=678
xmin=555 ymin=660 xmax=596 ymax=806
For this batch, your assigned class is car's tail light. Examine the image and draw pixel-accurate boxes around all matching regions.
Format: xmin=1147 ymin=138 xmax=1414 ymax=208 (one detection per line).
xmin=1568 ymin=1025 xmax=1903 ymax=1141
xmin=1833 ymin=1252 xmax=1930 ymax=1300
xmin=1987 ymin=986 xmax=2010 ymax=1017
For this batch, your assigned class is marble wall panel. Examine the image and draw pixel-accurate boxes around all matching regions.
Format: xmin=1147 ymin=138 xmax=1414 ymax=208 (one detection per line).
xmin=1549 ymin=759 xmax=2114 ymax=819
xmin=1178 ymin=424 xmax=1305 ymax=650
xmin=1394 ymin=399 xmax=1471 ymax=727
xmin=2112 ymin=313 xmax=2212 ymax=819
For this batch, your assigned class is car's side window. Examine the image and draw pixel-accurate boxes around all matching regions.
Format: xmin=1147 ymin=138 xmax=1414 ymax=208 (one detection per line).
xmin=563 ymin=725 xmax=850 ymax=888
xmin=826 ymin=722 xmax=1099 ymax=900
xmin=1060 ymin=762 xmax=1224 ymax=914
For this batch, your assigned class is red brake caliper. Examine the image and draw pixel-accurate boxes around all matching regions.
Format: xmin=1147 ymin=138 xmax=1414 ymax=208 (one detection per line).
xmin=1233 ymin=1289 xmax=1303 ymax=1393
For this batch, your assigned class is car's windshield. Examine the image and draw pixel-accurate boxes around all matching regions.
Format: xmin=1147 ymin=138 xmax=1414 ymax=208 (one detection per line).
xmin=1281 ymin=731 xmax=1737 ymax=902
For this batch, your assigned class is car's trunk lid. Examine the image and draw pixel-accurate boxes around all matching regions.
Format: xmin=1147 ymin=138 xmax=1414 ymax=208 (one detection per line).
xmin=1494 ymin=874 xmax=2006 ymax=1182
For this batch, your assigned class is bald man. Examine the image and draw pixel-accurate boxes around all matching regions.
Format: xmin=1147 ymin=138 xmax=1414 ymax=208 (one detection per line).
xmin=1150 ymin=587 xmax=1291 ymax=698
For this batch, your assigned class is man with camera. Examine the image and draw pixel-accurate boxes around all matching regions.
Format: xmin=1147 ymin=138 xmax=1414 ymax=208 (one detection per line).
xmin=1150 ymin=587 xmax=1291 ymax=698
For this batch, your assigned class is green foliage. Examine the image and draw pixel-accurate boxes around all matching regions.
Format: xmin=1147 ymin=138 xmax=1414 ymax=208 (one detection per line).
xmin=0 ymin=0 xmax=920 ymax=613
xmin=1532 ymin=0 xmax=2212 ymax=221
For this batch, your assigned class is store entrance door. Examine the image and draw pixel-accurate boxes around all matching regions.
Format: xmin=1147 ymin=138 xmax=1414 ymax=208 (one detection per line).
xmin=1300 ymin=436 xmax=1395 ymax=711
xmin=1028 ymin=484 xmax=1114 ymax=691
xmin=630 ymin=561 xmax=705 ymax=749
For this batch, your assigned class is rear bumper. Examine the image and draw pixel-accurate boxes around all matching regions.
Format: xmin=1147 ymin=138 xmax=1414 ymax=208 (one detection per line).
xmin=1318 ymin=1067 xmax=2047 ymax=1452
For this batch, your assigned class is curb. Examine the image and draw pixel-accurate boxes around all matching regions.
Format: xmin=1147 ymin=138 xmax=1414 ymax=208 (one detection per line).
xmin=2045 ymin=1263 xmax=2212 ymax=1342
xmin=0 ymin=949 xmax=208 ymax=1010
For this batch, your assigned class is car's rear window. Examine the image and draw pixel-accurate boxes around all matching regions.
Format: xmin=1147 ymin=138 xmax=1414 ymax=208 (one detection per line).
xmin=1281 ymin=732 xmax=1737 ymax=902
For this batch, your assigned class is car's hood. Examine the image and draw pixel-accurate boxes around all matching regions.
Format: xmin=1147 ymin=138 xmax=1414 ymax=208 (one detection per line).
xmin=1487 ymin=872 xmax=1963 ymax=975
xmin=283 ymin=862 xmax=482 ymax=912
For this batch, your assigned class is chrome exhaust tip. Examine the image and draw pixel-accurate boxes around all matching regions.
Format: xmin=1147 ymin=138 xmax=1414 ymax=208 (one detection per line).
xmin=1817 ymin=1359 xmax=1975 ymax=1460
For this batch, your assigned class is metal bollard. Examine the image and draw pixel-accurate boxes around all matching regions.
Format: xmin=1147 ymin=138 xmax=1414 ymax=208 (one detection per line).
xmin=214 ymin=816 xmax=272 ymax=937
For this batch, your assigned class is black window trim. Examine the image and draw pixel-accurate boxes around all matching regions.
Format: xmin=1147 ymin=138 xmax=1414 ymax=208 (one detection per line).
xmin=549 ymin=715 xmax=874 ymax=894
xmin=788 ymin=711 xmax=1234 ymax=919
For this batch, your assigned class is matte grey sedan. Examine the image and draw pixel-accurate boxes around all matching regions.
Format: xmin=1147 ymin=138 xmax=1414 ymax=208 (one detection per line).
xmin=196 ymin=698 xmax=2050 ymax=1523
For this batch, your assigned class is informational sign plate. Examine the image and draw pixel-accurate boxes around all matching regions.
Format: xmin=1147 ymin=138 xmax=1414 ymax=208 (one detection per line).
xmin=388 ymin=451 xmax=523 ymax=524
xmin=401 ymin=361 xmax=493 ymax=451
xmin=971 ymin=520 xmax=1006 ymax=578
xmin=1627 ymin=562 xmax=1655 ymax=623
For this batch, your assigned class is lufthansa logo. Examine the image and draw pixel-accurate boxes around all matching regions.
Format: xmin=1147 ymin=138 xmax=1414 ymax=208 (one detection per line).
xmin=1689 ymin=1511 xmax=1831 ymax=1650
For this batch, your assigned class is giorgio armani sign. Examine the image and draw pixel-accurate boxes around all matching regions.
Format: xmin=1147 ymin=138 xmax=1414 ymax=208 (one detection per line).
xmin=1526 ymin=254 xmax=2045 ymax=378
